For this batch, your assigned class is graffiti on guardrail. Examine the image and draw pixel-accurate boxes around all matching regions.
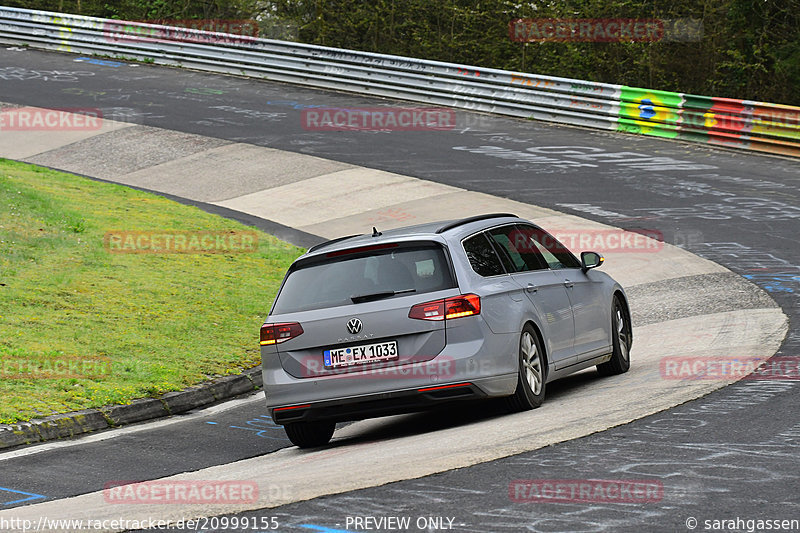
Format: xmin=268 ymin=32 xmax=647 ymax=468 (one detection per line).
xmin=102 ymin=19 xmax=258 ymax=45
xmin=150 ymin=19 xmax=258 ymax=36
xmin=509 ymin=75 xmax=555 ymax=89
xmin=570 ymin=82 xmax=608 ymax=93
xmin=308 ymin=50 xmax=428 ymax=72
xmin=2 ymin=6 xmax=797 ymax=157
xmin=456 ymin=68 xmax=481 ymax=77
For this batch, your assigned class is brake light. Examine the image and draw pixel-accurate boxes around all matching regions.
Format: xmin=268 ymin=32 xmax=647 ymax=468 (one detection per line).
xmin=260 ymin=322 xmax=304 ymax=345
xmin=409 ymin=294 xmax=480 ymax=321
xmin=274 ymin=404 xmax=311 ymax=411
xmin=326 ymin=242 xmax=398 ymax=257
xmin=418 ymin=382 xmax=473 ymax=392
xmin=445 ymin=294 xmax=481 ymax=319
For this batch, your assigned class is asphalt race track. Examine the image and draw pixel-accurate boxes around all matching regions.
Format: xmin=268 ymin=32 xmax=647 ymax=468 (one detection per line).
xmin=0 ymin=48 xmax=799 ymax=532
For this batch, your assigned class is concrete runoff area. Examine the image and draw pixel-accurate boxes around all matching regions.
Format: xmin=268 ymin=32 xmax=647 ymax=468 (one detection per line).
xmin=0 ymin=108 xmax=133 ymax=160
xmin=0 ymin=105 xmax=787 ymax=529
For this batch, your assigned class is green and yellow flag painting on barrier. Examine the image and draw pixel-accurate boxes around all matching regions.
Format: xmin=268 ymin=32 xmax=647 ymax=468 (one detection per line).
xmin=617 ymin=86 xmax=683 ymax=138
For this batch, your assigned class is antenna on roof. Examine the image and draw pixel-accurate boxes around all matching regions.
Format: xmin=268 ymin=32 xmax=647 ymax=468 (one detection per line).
xmin=372 ymin=227 xmax=382 ymax=237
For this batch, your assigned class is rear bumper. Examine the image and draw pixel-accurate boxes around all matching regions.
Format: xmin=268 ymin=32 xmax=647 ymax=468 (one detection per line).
xmin=270 ymin=380 xmax=501 ymax=424
xmin=266 ymin=369 xmax=518 ymax=424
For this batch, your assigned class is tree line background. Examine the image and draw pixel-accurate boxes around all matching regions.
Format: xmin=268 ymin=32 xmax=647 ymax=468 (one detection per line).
xmin=9 ymin=0 xmax=799 ymax=105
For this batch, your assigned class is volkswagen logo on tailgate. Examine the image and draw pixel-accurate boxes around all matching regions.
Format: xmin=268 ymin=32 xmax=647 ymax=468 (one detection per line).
xmin=346 ymin=318 xmax=363 ymax=334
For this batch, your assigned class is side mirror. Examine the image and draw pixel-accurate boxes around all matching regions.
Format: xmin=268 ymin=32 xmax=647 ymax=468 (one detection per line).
xmin=581 ymin=251 xmax=604 ymax=271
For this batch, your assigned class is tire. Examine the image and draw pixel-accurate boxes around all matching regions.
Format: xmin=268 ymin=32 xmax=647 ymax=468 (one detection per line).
xmin=283 ymin=420 xmax=335 ymax=448
xmin=505 ymin=324 xmax=546 ymax=412
xmin=597 ymin=295 xmax=632 ymax=376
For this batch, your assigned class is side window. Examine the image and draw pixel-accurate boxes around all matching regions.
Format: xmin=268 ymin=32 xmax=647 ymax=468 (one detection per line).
xmin=487 ymin=225 xmax=548 ymax=272
xmin=523 ymin=225 xmax=582 ymax=270
xmin=463 ymin=233 xmax=505 ymax=277
xmin=530 ymin=240 xmax=565 ymax=270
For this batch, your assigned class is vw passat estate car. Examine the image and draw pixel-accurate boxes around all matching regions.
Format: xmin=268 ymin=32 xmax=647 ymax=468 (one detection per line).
xmin=261 ymin=214 xmax=632 ymax=447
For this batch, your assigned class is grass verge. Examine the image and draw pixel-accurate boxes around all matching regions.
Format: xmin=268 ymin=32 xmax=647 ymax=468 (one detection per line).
xmin=0 ymin=159 xmax=303 ymax=424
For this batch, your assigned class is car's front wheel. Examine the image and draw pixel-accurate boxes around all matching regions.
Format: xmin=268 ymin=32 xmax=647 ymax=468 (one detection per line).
xmin=284 ymin=420 xmax=335 ymax=448
xmin=506 ymin=324 xmax=546 ymax=412
xmin=597 ymin=295 xmax=631 ymax=376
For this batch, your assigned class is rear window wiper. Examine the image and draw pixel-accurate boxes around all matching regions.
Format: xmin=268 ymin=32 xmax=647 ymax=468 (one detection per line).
xmin=350 ymin=288 xmax=416 ymax=303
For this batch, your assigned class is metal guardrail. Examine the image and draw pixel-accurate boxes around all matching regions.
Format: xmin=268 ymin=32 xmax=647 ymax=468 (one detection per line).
xmin=1 ymin=6 xmax=798 ymax=157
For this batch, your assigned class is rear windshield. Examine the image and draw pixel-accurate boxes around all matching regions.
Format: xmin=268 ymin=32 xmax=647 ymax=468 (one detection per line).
xmin=272 ymin=243 xmax=456 ymax=314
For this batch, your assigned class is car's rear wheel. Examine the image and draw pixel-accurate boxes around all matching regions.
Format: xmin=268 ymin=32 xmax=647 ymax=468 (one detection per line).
xmin=284 ymin=420 xmax=335 ymax=448
xmin=597 ymin=295 xmax=631 ymax=376
xmin=506 ymin=324 xmax=546 ymax=412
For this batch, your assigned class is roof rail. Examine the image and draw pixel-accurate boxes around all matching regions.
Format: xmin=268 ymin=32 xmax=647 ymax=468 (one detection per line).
xmin=306 ymin=234 xmax=363 ymax=254
xmin=435 ymin=213 xmax=518 ymax=234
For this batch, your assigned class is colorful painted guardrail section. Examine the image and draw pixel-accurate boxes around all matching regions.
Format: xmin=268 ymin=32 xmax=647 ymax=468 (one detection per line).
xmin=1 ymin=6 xmax=798 ymax=158
xmin=619 ymin=88 xmax=800 ymax=157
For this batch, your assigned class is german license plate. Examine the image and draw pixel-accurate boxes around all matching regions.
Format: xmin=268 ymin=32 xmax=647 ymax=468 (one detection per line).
xmin=324 ymin=341 xmax=398 ymax=369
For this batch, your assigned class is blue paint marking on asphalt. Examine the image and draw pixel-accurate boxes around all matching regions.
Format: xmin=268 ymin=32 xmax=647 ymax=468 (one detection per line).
xmin=75 ymin=57 xmax=124 ymax=67
xmin=299 ymin=525 xmax=357 ymax=533
xmin=206 ymin=421 xmax=218 ymax=424
xmin=228 ymin=424 xmax=288 ymax=440
xmin=227 ymin=414 xmax=289 ymax=440
xmin=0 ymin=487 xmax=46 ymax=506
xmin=742 ymin=273 xmax=797 ymax=293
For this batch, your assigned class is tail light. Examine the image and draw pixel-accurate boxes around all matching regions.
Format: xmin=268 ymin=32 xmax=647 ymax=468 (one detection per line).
xmin=260 ymin=322 xmax=304 ymax=345
xmin=409 ymin=294 xmax=480 ymax=321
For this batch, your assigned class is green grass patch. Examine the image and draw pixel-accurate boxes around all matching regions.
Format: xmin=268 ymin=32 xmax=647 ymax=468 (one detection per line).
xmin=0 ymin=159 xmax=303 ymax=424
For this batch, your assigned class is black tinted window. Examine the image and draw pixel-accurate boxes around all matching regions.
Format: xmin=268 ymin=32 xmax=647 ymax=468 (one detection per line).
xmin=520 ymin=225 xmax=582 ymax=270
xmin=272 ymin=244 xmax=456 ymax=314
xmin=463 ymin=233 xmax=505 ymax=277
xmin=487 ymin=225 xmax=548 ymax=272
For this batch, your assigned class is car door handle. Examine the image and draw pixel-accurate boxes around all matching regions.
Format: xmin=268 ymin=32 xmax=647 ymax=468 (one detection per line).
xmin=563 ymin=279 xmax=574 ymax=288
xmin=526 ymin=283 xmax=538 ymax=293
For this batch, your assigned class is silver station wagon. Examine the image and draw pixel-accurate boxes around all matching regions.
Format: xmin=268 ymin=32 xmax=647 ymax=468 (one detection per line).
xmin=261 ymin=214 xmax=632 ymax=447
